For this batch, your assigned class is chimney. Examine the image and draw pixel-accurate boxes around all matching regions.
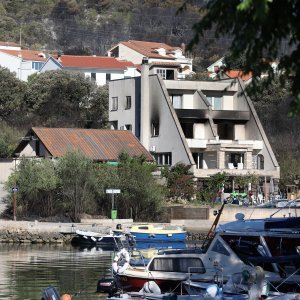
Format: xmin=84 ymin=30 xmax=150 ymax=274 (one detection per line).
xmin=142 ymin=57 xmax=149 ymax=64
xmin=181 ymin=43 xmax=185 ymax=55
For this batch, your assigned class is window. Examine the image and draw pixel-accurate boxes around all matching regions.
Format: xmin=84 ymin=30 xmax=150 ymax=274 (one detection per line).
xmin=192 ymin=152 xmax=203 ymax=169
xmin=156 ymin=69 xmax=166 ymax=79
xmin=106 ymin=73 xmax=111 ymax=82
xmin=149 ymin=257 xmax=205 ymax=273
xmin=171 ymin=95 xmax=183 ymax=109
xmin=257 ymin=154 xmax=264 ymax=170
xmin=206 ymin=96 xmax=223 ymax=110
xmin=152 ymin=122 xmax=159 ymax=137
xmin=229 ymin=153 xmax=244 ymax=168
xmin=111 ymin=97 xmax=118 ymax=111
xmin=125 ymin=96 xmax=131 ymax=109
xmin=125 ymin=124 xmax=132 ymax=131
xmin=153 ymin=153 xmax=172 ymax=166
xmin=91 ymin=73 xmax=96 ymax=81
xmin=32 ymin=62 xmax=44 ymax=70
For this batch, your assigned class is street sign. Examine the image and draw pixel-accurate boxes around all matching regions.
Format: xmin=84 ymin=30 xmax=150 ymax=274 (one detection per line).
xmin=11 ymin=186 xmax=19 ymax=193
xmin=106 ymin=189 xmax=121 ymax=194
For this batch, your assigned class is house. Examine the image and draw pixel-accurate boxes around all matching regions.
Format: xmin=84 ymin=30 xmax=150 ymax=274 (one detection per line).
xmin=40 ymin=55 xmax=140 ymax=86
xmin=0 ymin=42 xmax=47 ymax=81
xmin=109 ymin=62 xmax=280 ymax=198
xmin=107 ymin=40 xmax=193 ymax=79
xmin=14 ymin=127 xmax=153 ymax=162
xmin=0 ymin=127 xmax=153 ymax=201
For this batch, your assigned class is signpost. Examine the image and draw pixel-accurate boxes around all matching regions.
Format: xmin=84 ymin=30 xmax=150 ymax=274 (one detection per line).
xmin=12 ymin=186 xmax=19 ymax=221
xmin=106 ymin=189 xmax=121 ymax=220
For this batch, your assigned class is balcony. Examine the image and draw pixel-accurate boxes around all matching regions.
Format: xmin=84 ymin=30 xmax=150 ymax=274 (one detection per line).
xmin=186 ymin=139 xmax=207 ymax=148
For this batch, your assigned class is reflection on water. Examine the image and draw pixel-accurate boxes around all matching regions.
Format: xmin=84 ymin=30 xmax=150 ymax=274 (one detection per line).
xmin=0 ymin=243 xmax=113 ymax=300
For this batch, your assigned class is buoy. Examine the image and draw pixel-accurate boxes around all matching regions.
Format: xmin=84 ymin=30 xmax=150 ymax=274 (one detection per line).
xmin=61 ymin=294 xmax=72 ymax=300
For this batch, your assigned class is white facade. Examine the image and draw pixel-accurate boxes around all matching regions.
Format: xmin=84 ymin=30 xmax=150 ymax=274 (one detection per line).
xmin=109 ymin=63 xmax=280 ymax=185
xmin=0 ymin=50 xmax=46 ymax=81
xmin=107 ymin=40 xmax=193 ymax=79
xmin=40 ymin=56 xmax=140 ymax=86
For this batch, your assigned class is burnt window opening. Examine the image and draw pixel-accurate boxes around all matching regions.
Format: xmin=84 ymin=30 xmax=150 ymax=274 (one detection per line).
xmin=192 ymin=152 xmax=203 ymax=169
xmin=152 ymin=122 xmax=159 ymax=137
xmin=217 ymin=123 xmax=234 ymax=140
xmin=181 ymin=123 xmax=193 ymax=138
xmin=229 ymin=153 xmax=244 ymax=168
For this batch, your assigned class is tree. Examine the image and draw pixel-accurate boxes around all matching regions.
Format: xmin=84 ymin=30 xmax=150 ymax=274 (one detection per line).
xmin=187 ymin=0 xmax=300 ymax=116
xmin=26 ymin=70 xmax=108 ymax=128
xmin=95 ymin=153 xmax=165 ymax=221
xmin=56 ymin=151 xmax=98 ymax=222
xmin=0 ymin=67 xmax=26 ymax=124
xmin=197 ymin=172 xmax=228 ymax=205
xmin=0 ymin=122 xmax=23 ymax=158
xmin=162 ymin=162 xmax=195 ymax=202
xmin=5 ymin=158 xmax=58 ymax=218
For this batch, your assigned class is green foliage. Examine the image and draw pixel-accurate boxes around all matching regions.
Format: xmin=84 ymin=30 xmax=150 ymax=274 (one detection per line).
xmin=279 ymin=154 xmax=300 ymax=189
xmin=162 ymin=163 xmax=195 ymax=203
xmin=0 ymin=122 xmax=23 ymax=158
xmin=4 ymin=152 xmax=164 ymax=221
xmin=26 ymin=70 xmax=108 ymax=128
xmin=5 ymin=158 xmax=58 ymax=218
xmin=188 ymin=0 xmax=300 ymax=116
xmin=0 ymin=67 xmax=26 ymax=124
xmin=234 ymin=173 xmax=259 ymax=192
xmin=56 ymin=151 xmax=98 ymax=222
xmin=197 ymin=172 xmax=227 ymax=204
xmin=95 ymin=153 xmax=164 ymax=221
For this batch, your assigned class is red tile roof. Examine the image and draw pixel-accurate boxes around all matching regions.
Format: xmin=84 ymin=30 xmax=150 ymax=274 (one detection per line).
xmin=0 ymin=49 xmax=47 ymax=61
xmin=53 ymin=55 xmax=135 ymax=69
xmin=118 ymin=40 xmax=180 ymax=59
xmin=225 ymin=70 xmax=253 ymax=81
xmin=16 ymin=127 xmax=153 ymax=161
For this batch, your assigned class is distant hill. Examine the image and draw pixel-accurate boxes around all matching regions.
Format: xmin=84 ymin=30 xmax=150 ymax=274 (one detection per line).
xmin=0 ymin=0 xmax=226 ymax=71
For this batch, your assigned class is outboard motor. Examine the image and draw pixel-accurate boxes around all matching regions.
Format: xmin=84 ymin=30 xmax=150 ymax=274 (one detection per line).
xmin=96 ymin=278 xmax=118 ymax=297
xmin=41 ymin=286 xmax=61 ymax=300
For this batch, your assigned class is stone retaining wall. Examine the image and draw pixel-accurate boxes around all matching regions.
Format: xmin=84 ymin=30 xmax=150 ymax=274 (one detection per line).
xmin=0 ymin=229 xmax=73 ymax=244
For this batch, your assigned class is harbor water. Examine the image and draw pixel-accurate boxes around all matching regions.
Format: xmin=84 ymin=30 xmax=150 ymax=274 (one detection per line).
xmin=0 ymin=243 xmax=113 ymax=300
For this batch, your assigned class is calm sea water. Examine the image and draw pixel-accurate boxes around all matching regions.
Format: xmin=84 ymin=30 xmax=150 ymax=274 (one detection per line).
xmin=0 ymin=243 xmax=114 ymax=300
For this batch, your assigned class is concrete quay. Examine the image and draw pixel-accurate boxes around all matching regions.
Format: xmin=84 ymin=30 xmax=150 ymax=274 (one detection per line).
xmin=0 ymin=206 xmax=298 ymax=243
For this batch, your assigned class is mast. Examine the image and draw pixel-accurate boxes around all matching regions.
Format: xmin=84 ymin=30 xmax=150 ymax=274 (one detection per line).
xmin=201 ymin=201 xmax=227 ymax=251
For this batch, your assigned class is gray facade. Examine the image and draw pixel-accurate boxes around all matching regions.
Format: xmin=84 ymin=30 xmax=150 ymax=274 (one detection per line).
xmin=109 ymin=63 xmax=280 ymax=185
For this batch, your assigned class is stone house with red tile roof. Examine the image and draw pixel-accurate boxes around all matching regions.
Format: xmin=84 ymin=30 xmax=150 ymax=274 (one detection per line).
xmin=40 ymin=54 xmax=140 ymax=86
xmin=107 ymin=40 xmax=193 ymax=80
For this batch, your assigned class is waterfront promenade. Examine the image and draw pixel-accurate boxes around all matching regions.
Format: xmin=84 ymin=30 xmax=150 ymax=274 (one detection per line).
xmin=0 ymin=205 xmax=298 ymax=235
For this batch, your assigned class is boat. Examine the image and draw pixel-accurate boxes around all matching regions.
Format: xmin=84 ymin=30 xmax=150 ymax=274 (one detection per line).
xmin=115 ymin=202 xmax=300 ymax=293
xmin=71 ymin=229 xmax=124 ymax=249
xmin=41 ymin=286 xmax=61 ymax=300
xmin=128 ymin=224 xmax=187 ymax=242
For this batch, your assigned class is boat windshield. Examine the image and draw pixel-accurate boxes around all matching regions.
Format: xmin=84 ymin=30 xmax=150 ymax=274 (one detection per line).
xmin=148 ymin=257 xmax=205 ymax=273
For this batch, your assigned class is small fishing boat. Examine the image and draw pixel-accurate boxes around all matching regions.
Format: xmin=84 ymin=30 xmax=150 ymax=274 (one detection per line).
xmin=71 ymin=229 xmax=123 ymax=248
xmin=128 ymin=224 xmax=187 ymax=242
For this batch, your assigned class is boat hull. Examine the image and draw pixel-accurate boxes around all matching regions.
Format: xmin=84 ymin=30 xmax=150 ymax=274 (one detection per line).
xmin=117 ymin=274 xmax=183 ymax=293
xmin=131 ymin=232 xmax=186 ymax=242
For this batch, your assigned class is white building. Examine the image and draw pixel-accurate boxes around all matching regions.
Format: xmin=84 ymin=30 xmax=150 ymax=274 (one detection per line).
xmin=107 ymin=40 xmax=193 ymax=79
xmin=40 ymin=55 xmax=140 ymax=86
xmin=109 ymin=62 xmax=280 ymax=197
xmin=0 ymin=42 xmax=47 ymax=81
